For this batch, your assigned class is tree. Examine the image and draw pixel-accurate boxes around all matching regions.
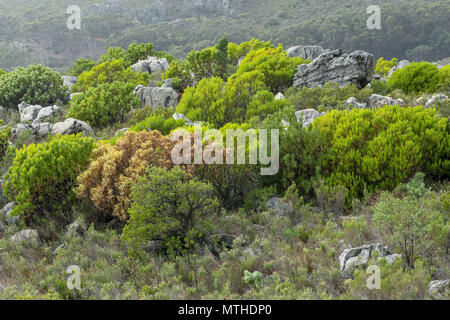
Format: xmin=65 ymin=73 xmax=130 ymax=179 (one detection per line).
xmin=121 ymin=166 xmax=219 ymax=254
xmin=375 ymin=57 xmax=398 ymax=77
xmin=69 ymin=58 xmax=96 ymax=77
xmin=214 ymin=35 xmax=229 ymax=79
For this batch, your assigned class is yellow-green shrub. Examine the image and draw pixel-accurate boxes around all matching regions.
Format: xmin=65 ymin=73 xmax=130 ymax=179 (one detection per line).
xmin=3 ymin=134 xmax=94 ymax=228
xmin=387 ymin=62 xmax=439 ymax=94
xmin=374 ymin=57 xmax=398 ymax=77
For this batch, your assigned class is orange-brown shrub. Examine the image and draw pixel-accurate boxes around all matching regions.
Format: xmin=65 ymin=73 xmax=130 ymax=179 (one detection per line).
xmin=76 ymin=130 xmax=175 ymax=221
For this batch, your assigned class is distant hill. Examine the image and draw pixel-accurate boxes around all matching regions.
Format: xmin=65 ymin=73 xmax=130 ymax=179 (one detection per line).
xmin=0 ymin=0 xmax=449 ymax=71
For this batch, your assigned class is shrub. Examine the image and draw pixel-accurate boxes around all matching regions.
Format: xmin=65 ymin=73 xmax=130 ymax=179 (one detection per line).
xmin=69 ymin=58 xmax=96 ymax=77
xmin=68 ymin=81 xmax=139 ymax=128
xmin=99 ymin=47 xmax=129 ymax=65
xmin=374 ymin=57 xmax=398 ymax=77
xmin=314 ymin=105 xmax=450 ymax=202
xmin=0 ymin=125 xmax=11 ymax=165
xmin=387 ymin=62 xmax=439 ymax=94
xmin=285 ymin=82 xmax=373 ymax=112
xmin=0 ymin=68 xmax=6 ymax=77
xmin=227 ymin=38 xmax=273 ymax=66
xmin=73 ymin=59 xmax=149 ymax=92
xmin=129 ymin=111 xmax=186 ymax=136
xmin=245 ymin=90 xmax=290 ymax=122
xmin=235 ymin=46 xmax=306 ymax=93
xmin=122 ymin=166 xmax=219 ymax=254
xmin=0 ymin=64 xmax=65 ymax=108
xmin=373 ymin=190 xmax=448 ymax=269
xmin=437 ymin=65 xmax=450 ymax=91
xmin=76 ymin=131 xmax=175 ymax=221
xmin=127 ymin=43 xmax=174 ymax=65
xmin=3 ymin=134 xmax=94 ymax=230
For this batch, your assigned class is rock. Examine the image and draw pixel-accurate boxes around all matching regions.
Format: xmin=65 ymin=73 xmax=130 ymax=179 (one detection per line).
xmin=428 ymin=280 xmax=450 ymax=300
xmin=11 ymin=229 xmax=40 ymax=244
xmin=66 ymin=221 xmax=86 ymax=238
xmin=286 ymin=45 xmax=327 ymax=61
xmin=1 ymin=202 xmax=19 ymax=226
xmin=172 ymin=113 xmax=193 ymax=126
xmin=293 ymin=49 xmax=375 ymax=90
xmin=20 ymin=104 xmax=42 ymax=123
xmin=387 ymin=60 xmax=411 ymax=78
xmin=54 ymin=243 xmax=65 ymax=254
xmin=134 ymin=85 xmax=179 ymax=108
xmin=161 ymin=78 xmax=174 ymax=88
xmin=368 ymin=94 xmax=400 ymax=109
xmin=346 ymin=97 xmax=367 ymax=109
xmin=18 ymin=102 xmax=30 ymax=113
xmin=32 ymin=122 xmax=53 ymax=140
xmin=143 ymin=240 xmax=165 ymax=255
xmin=52 ymin=118 xmax=94 ymax=136
xmin=339 ymin=243 xmax=401 ymax=278
xmin=33 ymin=105 xmax=60 ymax=124
xmin=62 ymin=76 xmax=78 ymax=92
xmin=131 ymin=57 xmax=170 ymax=75
xmin=416 ymin=96 xmax=426 ymax=105
xmin=266 ymin=197 xmax=294 ymax=217
xmin=12 ymin=123 xmax=32 ymax=140
xmin=425 ymin=94 xmax=448 ymax=107
xmin=275 ymin=92 xmax=285 ymax=100
xmin=295 ymin=109 xmax=322 ymax=127
xmin=115 ymin=128 xmax=129 ymax=137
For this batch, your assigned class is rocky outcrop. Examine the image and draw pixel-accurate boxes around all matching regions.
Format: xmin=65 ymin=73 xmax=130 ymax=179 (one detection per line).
xmin=33 ymin=105 xmax=60 ymax=124
xmin=368 ymin=94 xmax=405 ymax=108
xmin=134 ymin=85 xmax=179 ymax=108
xmin=295 ymin=109 xmax=325 ymax=127
xmin=428 ymin=280 xmax=450 ymax=300
xmin=266 ymin=197 xmax=294 ymax=217
xmin=19 ymin=103 xmax=42 ymax=122
xmin=275 ymin=92 xmax=285 ymax=100
xmin=11 ymin=229 xmax=40 ymax=244
xmin=66 ymin=221 xmax=86 ymax=239
xmin=425 ymin=94 xmax=448 ymax=107
xmin=387 ymin=60 xmax=410 ymax=78
xmin=339 ymin=243 xmax=401 ymax=278
xmin=346 ymin=97 xmax=367 ymax=109
xmin=286 ymin=45 xmax=328 ymax=61
xmin=1 ymin=202 xmax=19 ymax=226
xmin=131 ymin=57 xmax=170 ymax=75
xmin=293 ymin=49 xmax=375 ymax=90
xmin=52 ymin=118 xmax=93 ymax=136
xmin=172 ymin=113 xmax=193 ymax=126
xmin=12 ymin=122 xmax=53 ymax=141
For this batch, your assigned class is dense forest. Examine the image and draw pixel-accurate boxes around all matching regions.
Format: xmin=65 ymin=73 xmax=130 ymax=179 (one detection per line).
xmin=0 ymin=0 xmax=449 ymax=71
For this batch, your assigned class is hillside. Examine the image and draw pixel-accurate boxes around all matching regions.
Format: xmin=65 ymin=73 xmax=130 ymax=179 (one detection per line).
xmin=0 ymin=0 xmax=449 ymax=71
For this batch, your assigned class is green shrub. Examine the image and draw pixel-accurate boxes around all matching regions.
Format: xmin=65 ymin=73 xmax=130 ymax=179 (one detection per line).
xmin=0 ymin=68 xmax=6 ymax=77
xmin=374 ymin=57 xmax=398 ymax=77
xmin=285 ymin=82 xmax=373 ymax=112
xmin=0 ymin=64 xmax=65 ymax=108
xmin=387 ymin=62 xmax=439 ymax=94
xmin=68 ymin=81 xmax=139 ymax=128
xmin=227 ymin=38 xmax=273 ymax=66
xmin=127 ymin=43 xmax=174 ymax=65
xmin=99 ymin=47 xmax=129 ymax=65
xmin=314 ymin=105 xmax=450 ymax=202
xmin=129 ymin=110 xmax=186 ymax=135
xmin=73 ymin=59 xmax=149 ymax=92
xmin=373 ymin=190 xmax=448 ymax=269
xmin=122 ymin=167 xmax=219 ymax=254
xmin=0 ymin=125 xmax=11 ymax=165
xmin=437 ymin=65 xmax=450 ymax=91
xmin=3 ymin=134 xmax=94 ymax=231
xmin=69 ymin=58 xmax=96 ymax=77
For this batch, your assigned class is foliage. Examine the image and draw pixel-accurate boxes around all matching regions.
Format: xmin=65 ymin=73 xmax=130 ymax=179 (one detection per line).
xmin=373 ymin=189 xmax=448 ymax=269
xmin=3 ymin=134 xmax=94 ymax=230
xmin=0 ymin=64 xmax=65 ymax=108
xmin=387 ymin=62 xmax=439 ymax=94
xmin=76 ymin=131 xmax=175 ymax=221
xmin=122 ymin=167 xmax=219 ymax=254
xmin=0 ymin=125 xmax=12 ymax=165
xmin=314 ymin=105 xmax=450 ymax=203
xmin=69 ymin=58 xmax=96 ymax=77
xmin=374 ymin=57 xmax=398 ymax=77
xmin=73 ymin=59 xmax=149 ymax=92
xmin=99 ymin=46 xmax=129 ymax=65
xmin=129 ymin=110 xmax=186 ymax=136
xmin=227 ymin=38 xmax=273 ymax=66
xmin=68 ymin=81 xmax=139 ymax=128
xmin=437 ymin=65 xmax=450 ymax=92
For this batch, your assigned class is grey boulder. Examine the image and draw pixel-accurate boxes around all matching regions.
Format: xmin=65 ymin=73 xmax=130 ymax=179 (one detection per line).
xmin=425 ymin=94 xmax=448 ymax=107
xmin=52 ymin=118 xmax=93 ymax=136
xmin=346 ymin=97 xmax=367 ymax=109
xmin=368 ymin=94 xmax=404 ymax=108
xmin=428 ymin=280 xmax=450 ymax=300
xmin=131 ymin=57 xmax=170 ymax=75
xmin=266 ymin=197 xmax=294 ymax=217
xmin=286 ymin=45 xmax=328 ymax=61
xmin=134 ymin=85 xmax=179 ymax=108
xmin=11 ymin=229 xmax=40 ymax=244
xmin=295 ymin=109 xmax=324 ymax=127
xmin=33 ymin=105 xmax=60 ymax=124
xmin=293 ymin=49 xmax=375 ymax=90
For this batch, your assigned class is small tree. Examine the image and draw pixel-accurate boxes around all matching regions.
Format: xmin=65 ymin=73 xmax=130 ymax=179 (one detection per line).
xmin=374 ymin=57 xmax=398 ymax=77
xmin=122 ymin=167 xmax=219 ymax=254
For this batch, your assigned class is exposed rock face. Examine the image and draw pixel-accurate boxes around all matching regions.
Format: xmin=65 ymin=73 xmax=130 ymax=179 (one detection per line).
xmin=131 ymin=57 xmax=170 ymax=75
xmin=161 ymin=78 xmax=174 ymax=88
xmin=66 ymin=221 xmax=86 ymax=239
xmin=11 ymin=229 xmax=40 ymax=244
xmin=428 ymin=280 xmax=450 ymax=300
xmin=266 ymin=197 xmax=294 ymax=217
xmin=387 ymin=60 xmax=410 ymax=78
xmin=275 ymin=92 xmax=285 ymax=100
xmin=286 ymin=45 xmax=327 ymax=61
xmin=12 ymin=122 xmax=53 ymax=141
xmin=1 ymin=202 xmax=19 ymax=226
xmin=20 ymin=104 xmax=42 ymax=122
xmin=425 ymin=94 xmax=448 ymax=107
xmin=368 ymin=94 xmax=404 ymax=108
xmin=134 ymin=85 xmax=179 ymax=108
xmin=52 ymin=118 xmax=93 ymax=136
xmin=346 ymin=97 xmax=367 ymax=109
xmin=339 ymin=243 xmax=401 ymax=278
xmin=33 ymin=105 xmax=60 ymax=124
xmin=295 ymin=109 xmax=324 ymax=127
xmin=293 ymin=49 xmax=375 ymax=90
